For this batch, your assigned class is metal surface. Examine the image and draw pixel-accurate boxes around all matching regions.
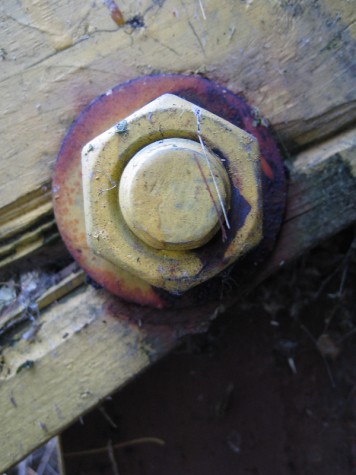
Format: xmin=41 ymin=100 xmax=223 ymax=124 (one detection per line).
xmin=81 ymin=93 xmax=262 ymax=293
xmin=53 ymin=74 xmax=286 ymax=315
xmin=119 ymin=138 xmax=230 ymax=251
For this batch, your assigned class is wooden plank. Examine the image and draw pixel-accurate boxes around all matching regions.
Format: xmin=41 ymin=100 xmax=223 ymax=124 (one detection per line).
xmin=0 ymin=266 xmax=85 ymax=337
xmin=0 ymin=129 xmax=355 ymax=472
xmin=261 ymin=128 xmax=356 ymax=278
xmin=0 ymin=185 xmax=57 ymax=269
xmin=0 ymin=0 xmax=355 ymax=469
xmin=0 ymin=0 xmax=355 ymax=265
xmin=0 ymin=287 xmax=178 ymax=472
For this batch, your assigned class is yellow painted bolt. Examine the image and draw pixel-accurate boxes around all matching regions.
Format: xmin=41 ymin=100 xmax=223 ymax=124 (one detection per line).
xmin=82 ymin=94 xmax=262 ymax=293
xmin=119 ymin=138 xmax=231 ymax=251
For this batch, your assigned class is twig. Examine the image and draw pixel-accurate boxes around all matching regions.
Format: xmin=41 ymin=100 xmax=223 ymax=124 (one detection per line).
xmin=64 ymin=437 xmax=165 ymax=458
xmin=98 ymin=172 xmax=117 ymax=195
xmin=314 ymin=261 xmax=343 ymax=300
xmin=193 ymin=107 xmax=231 ymax=233
xmin=107 ymin=440 xmax=120 ymax=475
xmin=338 ymin=258 xmax=350 ymax=296
xmin=198 ymin=0 xmax=207 ymax=20
xmin=99 ymin=405 xmax=118 ymax=429
xmin=298 ymin=322 xmax=336 ymax=388
xmin=334 ymin=234 xmax=356 ymax=298
xmin=193 ymin=153 xmax=227 ymax=242
xmin=312 ymin=234 xmax=355 ymax=301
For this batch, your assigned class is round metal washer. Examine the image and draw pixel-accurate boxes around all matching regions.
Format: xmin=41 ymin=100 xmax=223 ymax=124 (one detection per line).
xmin=53 ymin=74 xmax=286 ymax=312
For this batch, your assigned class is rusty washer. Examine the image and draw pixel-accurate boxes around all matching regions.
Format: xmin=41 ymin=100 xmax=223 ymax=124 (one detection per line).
xmin=53 ymin=75 xmax=286 ymax=310
xmin=81 ymin=94 xmax=262 ymax=293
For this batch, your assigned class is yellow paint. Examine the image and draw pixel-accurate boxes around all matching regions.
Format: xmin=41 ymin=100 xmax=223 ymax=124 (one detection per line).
xmin=82 ymin=94 xmax=262 ymax=293
xmin=1 ymin=130 xmax=355 ymax=472
xmin=0 ymin=286 xmax=177 ymax=473
xmin=119 ymin=138 xmax=230 ymax=251
xmin=0 ymin=0 xmax=354 ymax=268
xmin=0 ymin=1 xmax=354 ymax=471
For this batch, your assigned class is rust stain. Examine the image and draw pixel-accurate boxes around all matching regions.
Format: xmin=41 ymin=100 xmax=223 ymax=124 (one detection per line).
xmin=53 ymin=74 xmax=286 ymax=314
xmin=261 ymin=157 xmax=274 ymax=181
xmin=102 ymin=0 xmax=125 ymax=26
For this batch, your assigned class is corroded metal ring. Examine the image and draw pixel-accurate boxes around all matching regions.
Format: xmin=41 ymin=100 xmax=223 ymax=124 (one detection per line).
xmin=81 ymin=94 xmax=262 ymax=293
xmin=53 ymin=74 xmax=286 ymax=312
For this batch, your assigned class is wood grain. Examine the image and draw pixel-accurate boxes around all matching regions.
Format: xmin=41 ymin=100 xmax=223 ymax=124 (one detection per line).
xmin=0 ymin=0 xmax=355 ymax=266
xmin=0 ymin=128 xmax=355 ymax=472
xmin=0 ymin=286 xmax=178 ymax=472
xmin=0 ymin=0 xmax=356 ymax=470
xmin=261 ymin=128 xmax=356 ymax=278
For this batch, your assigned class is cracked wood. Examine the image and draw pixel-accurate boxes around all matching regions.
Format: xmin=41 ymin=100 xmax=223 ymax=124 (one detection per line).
xmin=0 ymin=128 xmax=355 ymax=472
xmin=0 ymin=0 xmax=355 ymax=267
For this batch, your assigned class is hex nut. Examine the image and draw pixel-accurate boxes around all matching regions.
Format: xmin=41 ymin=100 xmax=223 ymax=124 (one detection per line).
xmin=82 ymin=94 xmax=262 ymax=293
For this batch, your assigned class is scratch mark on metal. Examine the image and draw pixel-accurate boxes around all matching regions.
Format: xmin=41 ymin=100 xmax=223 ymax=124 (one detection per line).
xmin=193 ymin=153 xmax=227 ymax=242
xmin=193 ymin=107 xmax=231 ymax=235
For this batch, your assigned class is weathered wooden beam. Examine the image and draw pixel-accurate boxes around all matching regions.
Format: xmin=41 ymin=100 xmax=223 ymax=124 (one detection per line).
xmin=0 ymin=0 xmax=355 ymax=265
xmin=261 ymin=128 xmax=356 ymax=278
xmin=0 ymin=129 xmax=355 ymax=472
xmin=1 ymin=0 xmax=355 ymax=470
xmin=0 ymin=186 xmax=57 ymax=269
xmin=0 ymin=286 xmax=179 ymax=472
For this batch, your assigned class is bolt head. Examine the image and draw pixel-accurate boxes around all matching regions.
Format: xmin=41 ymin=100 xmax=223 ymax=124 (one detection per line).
xmin=119 ymin=138 xmax=230 ymax=251
xmin=82 ymin=94 xmax=262 ymax=293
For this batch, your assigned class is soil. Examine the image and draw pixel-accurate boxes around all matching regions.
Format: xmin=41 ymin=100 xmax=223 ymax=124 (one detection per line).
xmin=61 ymin=226 xmax=356 ymax=475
